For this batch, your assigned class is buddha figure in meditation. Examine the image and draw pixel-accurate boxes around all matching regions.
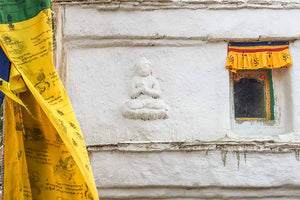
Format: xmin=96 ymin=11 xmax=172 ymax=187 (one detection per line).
xmin=122 ymin=57 xmax=169 ymax=120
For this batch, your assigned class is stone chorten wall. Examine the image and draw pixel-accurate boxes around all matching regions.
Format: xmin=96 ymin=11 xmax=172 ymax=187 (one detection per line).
xmin=52 ymin=0 xmax=300 ymax=199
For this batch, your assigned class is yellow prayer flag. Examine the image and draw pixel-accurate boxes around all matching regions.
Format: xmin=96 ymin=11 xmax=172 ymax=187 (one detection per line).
xmin=0 ymin=3 xmax=99 ymax=200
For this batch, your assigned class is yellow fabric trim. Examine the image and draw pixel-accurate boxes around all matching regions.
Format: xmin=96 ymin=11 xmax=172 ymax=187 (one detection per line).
xmin=0 ymin=9 xmax=99 ymax=200
xmin=226 ymin=45 xmax=292 ymax=73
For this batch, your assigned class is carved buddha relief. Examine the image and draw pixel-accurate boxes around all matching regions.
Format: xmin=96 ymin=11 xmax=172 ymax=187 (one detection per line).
xmin=122 ymin=57 xmax=169 ymax=120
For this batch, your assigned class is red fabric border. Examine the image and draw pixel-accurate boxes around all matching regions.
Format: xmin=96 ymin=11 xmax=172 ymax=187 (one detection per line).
xmin=228 ymin=46 xmax=289 ymax=53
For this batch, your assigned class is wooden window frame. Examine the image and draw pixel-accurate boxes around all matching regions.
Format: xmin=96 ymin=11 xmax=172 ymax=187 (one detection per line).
xmin=233 ymin=70 xmax=274 ymax=121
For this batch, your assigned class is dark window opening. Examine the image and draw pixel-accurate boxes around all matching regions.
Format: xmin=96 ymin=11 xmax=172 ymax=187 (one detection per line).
xmin=234 ymin=78 xmax=266 ymax=118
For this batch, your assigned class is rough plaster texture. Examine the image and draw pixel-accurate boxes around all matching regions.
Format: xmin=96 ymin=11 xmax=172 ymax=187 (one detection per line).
xmin=64 ymin=8 xmax=300 ymax=39
xmin=92 ymin=151 xmax=300 ymax=199
xmin=53 ymin=2 xmax=300 ymax=199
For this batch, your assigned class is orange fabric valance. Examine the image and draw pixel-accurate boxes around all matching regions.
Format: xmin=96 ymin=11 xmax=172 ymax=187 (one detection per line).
xmin=226 ymin=41 xmax=292 ymax=72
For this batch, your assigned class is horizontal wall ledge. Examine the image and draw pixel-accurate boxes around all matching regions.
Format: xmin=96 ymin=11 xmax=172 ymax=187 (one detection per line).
xmin=53 ymin=0 xmax=300 ymax=10
xmin=65 ymin=36 xmax=298 ymax=48
xmin=87 ymin=141 xmax=300 ymax=154
xmin=97 ymin=185 xmax=300 ymax=200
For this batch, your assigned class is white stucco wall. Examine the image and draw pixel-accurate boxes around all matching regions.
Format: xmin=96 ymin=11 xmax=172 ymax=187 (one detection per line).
xmin=53 ymin=1 xmax=300 ymax=199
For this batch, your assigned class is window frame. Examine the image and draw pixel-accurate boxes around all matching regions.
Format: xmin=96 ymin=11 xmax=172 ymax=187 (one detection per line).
xmin=232 ymin=69 xmax=274 ymax=121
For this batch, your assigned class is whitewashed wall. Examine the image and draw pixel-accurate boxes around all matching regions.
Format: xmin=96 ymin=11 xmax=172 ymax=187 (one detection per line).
xmin=53 ymin=1 xmax=300 ymax=199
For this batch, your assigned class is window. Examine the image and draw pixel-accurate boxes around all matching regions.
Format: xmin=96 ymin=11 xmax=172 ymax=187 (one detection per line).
xmin=233 ymin=70 xmax=274 ymax=120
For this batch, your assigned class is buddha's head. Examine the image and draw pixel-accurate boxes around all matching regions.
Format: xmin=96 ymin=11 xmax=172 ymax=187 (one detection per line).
xmin=135 ymin=57 xmax=152 ymax=77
